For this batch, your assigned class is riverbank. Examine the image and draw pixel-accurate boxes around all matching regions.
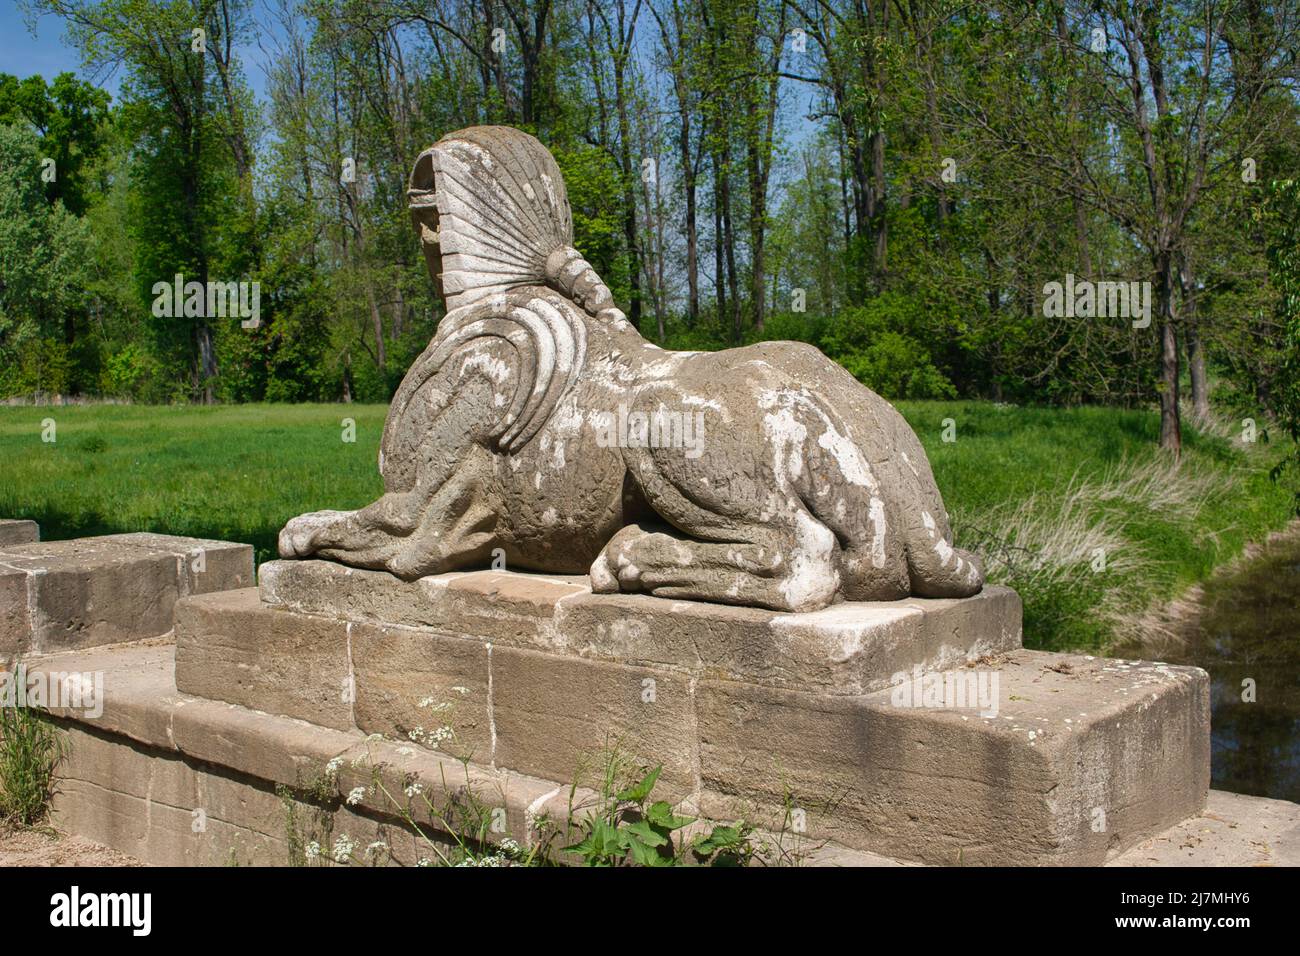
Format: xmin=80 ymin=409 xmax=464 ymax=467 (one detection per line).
xmin=1115 ymin=525 xmax=1300 ymax=803
xmin=0 ymin=401 xmax=1293 ymax=653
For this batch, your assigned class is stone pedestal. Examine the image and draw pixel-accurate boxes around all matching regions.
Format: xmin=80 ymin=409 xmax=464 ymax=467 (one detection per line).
xmin=169 ymin=559 xmax=1210 ymax=865
xmin=0 ymin=532 xmax=254 ymax=663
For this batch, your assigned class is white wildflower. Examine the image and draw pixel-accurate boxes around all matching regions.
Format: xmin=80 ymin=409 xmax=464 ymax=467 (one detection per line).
xmin=332 ymin=833 xmax=357 ymax=863
xmin=346 ymin=786 xmax=366 ymax=806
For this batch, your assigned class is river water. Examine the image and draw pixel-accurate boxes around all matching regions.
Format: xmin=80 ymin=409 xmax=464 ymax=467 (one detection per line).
xmin=1137 ymin=534 xmax=1300 ymax=803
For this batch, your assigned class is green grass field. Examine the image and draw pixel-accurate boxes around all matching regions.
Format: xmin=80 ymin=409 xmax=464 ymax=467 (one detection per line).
xmin=0 ymin=401 xmax=1292 ymax=652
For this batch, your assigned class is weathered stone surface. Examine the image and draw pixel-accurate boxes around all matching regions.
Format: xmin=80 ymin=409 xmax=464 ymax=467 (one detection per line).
xmin=174 ymin=588 xmax=354 ymax=731
xmin=97 ymin=532 xmax=254 ymax=594
xmin=0 ymin=532 xmax=253 ymax=655
xmin=694 ymin=650 xmax=1210 ymax=865
xmin=1107 ymin=788 xmax=1300 ymax=866
xmin=349 ymin=620 xmax=492 ymax=760
xmin=170 ymin=695 xmax=363 ymax=788
xmin=0 ymin=562 xmax=31 ymax=663
xmin=277 ymin=126 xmax=984 ymax=612
xmin=0 ymin=538 xmax=178 ymax=653
xmin=43 ymin=643 xmax=607 ymax=865
xmin=334 ymin=735 xmax=598 ymax=848
xmin=260 ymin=559 xmax=1021 ymax=694
xmin=51 ymin=723 xmax=299 ymax=867
xmin=490 ymin=646 xmax=697 ymax=799
xmin=34 ymin=641 xmax=1290 ymax=867
xmin=0 ymin=518 xmax=38 ymax=546
xmin=42 ymin=643 xmax=180 ymax=748
xmin=260 ymin=560 xmax=585 ymax=647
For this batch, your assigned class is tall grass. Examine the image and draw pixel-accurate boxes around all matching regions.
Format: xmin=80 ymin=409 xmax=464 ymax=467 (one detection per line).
xmin=0 ymin=684 xmax=68 ymax=826
xmin=898 ymin=400 xmax=1293 ymax=650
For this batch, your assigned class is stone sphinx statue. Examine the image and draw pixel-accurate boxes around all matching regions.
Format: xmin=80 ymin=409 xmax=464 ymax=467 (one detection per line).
xmin=279 ymin=125 xmax=982 ymax=612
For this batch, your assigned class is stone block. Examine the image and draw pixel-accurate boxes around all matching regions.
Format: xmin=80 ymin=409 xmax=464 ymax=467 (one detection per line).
xmin=490 ymin=646 xmax=697 ymax=799
xmin=0 ymin=519 xmax=38 ymax=546
xmin=170 ymin=695 xmax=361 ymax=787
xmin=334 ymin=735 xmax=598 ymax=852
xmin=349 ymin=621 xmax=492 ymax=761
xmin=694 ymin=650 xmax=1209 ymax=865
xmin=260 ymin=559 xmax=1022 ymax=694
xmin=0 ymin=533 xmax=254 ymax=655
xmin=259 ymin=560 xmax=584 ymax=645
xmin=0 ymin=562 xmax=31 ymax=663
xmin=0 ymin=538 xmax=179 ymax=653
xmin=173 ymin=589 xmax=354 ymax=731
xmin=41 ymin=643 xmax=180 ymax=748
xmin=98 ymin=532 xmax=254 ymax=595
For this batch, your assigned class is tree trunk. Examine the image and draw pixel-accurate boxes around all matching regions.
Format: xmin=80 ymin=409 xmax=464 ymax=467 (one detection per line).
xmin=197 ymin=324 xmax=217 ymax=405
xmin=367 ymin=285 xmax=386 ymax=372
xmin=1179 ymin=256 xmax=1209 ymax=421
xmin=712 ymin=153 xmax=726 ymax=326
xmin=1186 ymin=326 xmax=1209 ymax=422
xmin=1155 ymin=254 xmax=1181 ymax=456
xmin=720 ymin=156 xmax=740 ymax=343
xmin=615 ymin=65 xmax=641 ymax=331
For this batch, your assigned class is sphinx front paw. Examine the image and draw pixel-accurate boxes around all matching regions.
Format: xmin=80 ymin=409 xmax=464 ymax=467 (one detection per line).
xmin=277 ymin=510 xmax=352 ymax=559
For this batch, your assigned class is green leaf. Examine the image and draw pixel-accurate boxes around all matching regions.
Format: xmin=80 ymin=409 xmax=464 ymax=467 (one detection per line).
xmin=625 ymin=834 xmax=672 ymax=867
xmin=623 ymin=819 xmax=669 ymax=848
xmin=692 ymin=824 xmax=745 ymax=855
xmin=615 ymin=765 xmax=661 ymax=804
xmin=563 ymin=819 xmax=627 ymax=864
xmin=645 ymin=801 xmax=695 ymax=831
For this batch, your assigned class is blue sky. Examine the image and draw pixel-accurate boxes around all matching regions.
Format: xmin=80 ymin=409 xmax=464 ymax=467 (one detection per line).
xmin=0 ymin=0 xmax=818 ymax=168
xmin=0 ymin=2 xmax=120 ymax=94
xmin=0 ymin=1 xmax=277 ymax=102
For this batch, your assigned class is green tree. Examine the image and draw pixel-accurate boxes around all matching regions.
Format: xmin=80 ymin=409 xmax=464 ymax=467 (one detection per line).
xmin=0 ymin=71 xmax=111 ymax=216
xmin=0 ymin=124 xmax=93 ymax=396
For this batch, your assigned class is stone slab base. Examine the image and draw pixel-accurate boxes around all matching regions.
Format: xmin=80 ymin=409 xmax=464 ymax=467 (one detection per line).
xmin=1108 ymin=790 xmax=1300 ymax=866
xmin=0 ymin=519 xmax=39 ymax=546
xmin=0 ymin=532 xmax=254 ymax=663
xmin=41 ymin=644 xmax=893 ymax=866
xmin=177 ymin=569 xmax=1210 ymax=865
xmin=31 ymin=644 xmax=1296 ymax=867
xmin=258 ymin=559 xmax=1024 ymax=696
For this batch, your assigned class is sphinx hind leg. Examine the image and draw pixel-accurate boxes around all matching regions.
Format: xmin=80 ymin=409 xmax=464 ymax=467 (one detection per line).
xmin=591 ymin=449 xmax=841 ymax=612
